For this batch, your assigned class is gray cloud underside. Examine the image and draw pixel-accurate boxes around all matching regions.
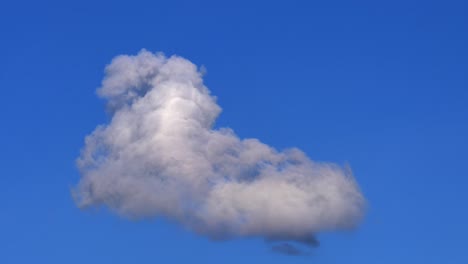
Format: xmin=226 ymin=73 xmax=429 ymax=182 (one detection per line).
xmin=271 ymin=243 xmax=310 ymax=256
xmin=267 ymin=234 xmax=319 ymax=256
xmin=74 ymin=50 xmax=365 ymax=243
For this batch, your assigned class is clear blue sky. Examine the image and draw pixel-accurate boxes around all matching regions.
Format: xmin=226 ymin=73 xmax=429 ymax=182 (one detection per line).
xmin=1 ymin=0 xmax=467 ymax=263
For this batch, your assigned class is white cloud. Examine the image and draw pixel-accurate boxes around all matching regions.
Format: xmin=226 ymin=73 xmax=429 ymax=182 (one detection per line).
xmin=74 ymin=49 xmax=365 ymax=242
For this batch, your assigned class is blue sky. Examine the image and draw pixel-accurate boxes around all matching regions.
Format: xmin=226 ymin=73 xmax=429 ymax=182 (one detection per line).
xmin=1 ymin=0 xmax=467 ymax=263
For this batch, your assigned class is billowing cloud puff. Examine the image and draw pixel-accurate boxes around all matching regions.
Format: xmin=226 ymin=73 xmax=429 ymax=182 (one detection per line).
xmin=74 ymin=50 xmax=365 ymax=248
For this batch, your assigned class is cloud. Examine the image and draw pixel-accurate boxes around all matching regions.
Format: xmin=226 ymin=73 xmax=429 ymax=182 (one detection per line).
xmin=73 ymin=49 xmax=365 ymax=246
xmin=267 ymin=234 xmax=319 ymax=256
xmin=271 ymin=243 xmax=306 ymax=256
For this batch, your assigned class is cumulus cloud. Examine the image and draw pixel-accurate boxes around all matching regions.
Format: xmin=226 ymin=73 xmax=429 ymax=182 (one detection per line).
xmin=73 ymin=49 xmax=365 ymax=251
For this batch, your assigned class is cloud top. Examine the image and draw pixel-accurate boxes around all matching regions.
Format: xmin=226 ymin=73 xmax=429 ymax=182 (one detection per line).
xmin=74 ymin=50 xmax=365 ymax=244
